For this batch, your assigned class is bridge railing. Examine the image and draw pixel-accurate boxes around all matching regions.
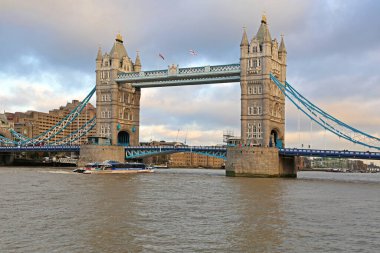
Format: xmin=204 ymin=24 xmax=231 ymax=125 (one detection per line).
xmin=117 ymin=64 xmax=241 ymax=82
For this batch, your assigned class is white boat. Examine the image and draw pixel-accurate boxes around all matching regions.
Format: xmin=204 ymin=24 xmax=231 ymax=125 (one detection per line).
xmin=73 ymin=161 xmax=154 ymax=174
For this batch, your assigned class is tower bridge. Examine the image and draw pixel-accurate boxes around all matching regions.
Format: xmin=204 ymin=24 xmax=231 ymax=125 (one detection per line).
xmin=1 ymin=15 xmax=380 ymax=177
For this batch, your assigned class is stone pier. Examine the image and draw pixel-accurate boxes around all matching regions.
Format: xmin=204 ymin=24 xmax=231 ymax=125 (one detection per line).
xmin=0 ymin=152 xmax=14 ymax=166
xmin=225 ymin=146 xmax=297 ymax=178
xmin=78 ymin=145 xmax=125 ymax=167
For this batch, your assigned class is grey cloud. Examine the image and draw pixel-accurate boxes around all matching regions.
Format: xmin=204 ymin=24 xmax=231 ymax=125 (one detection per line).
xmin=1 ymin=0 xmax=380 ymax=144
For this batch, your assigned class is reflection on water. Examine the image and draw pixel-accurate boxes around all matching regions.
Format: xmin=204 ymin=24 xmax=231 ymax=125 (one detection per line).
xmin=0 ymin=167 xmax=379 ymax=253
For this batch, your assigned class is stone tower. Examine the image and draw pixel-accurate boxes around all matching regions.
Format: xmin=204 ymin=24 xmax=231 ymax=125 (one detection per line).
xmin=95 ymin=34 xmax=141 ymax=146
xmin=240 ymin=15 xmax=287 ymax=148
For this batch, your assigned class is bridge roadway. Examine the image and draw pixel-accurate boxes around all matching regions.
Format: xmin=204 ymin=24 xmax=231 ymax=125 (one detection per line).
xmin=116 ymin=64 xmax=241 ymax=88
xmin=1 ymin=146 xmax=380 ymax=160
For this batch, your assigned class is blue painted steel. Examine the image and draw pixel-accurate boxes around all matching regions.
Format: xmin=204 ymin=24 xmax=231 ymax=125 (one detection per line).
xmin=3 ymin=87 xmax=96 ymax=146
xmin=279 ymin=148 xmax=380 ymax=160
xmin=116 ymin=64 xmax=241 ymax=88
xmin=270 ymin=74 xmax=380 ymax=150
xmin=0 ymin=145 xmax=80 ymax=153
xmin=50 ymin=116 xmax=96 ymax=145
xmin=125 ymin=146 xmax=227 ymax=160
xmin=124 ymin=145 xmax=380 ymax=160
xmin=2 ymin=144 xmax=380 ymax=161
xmin=21 ymin=87 xmax=96 ymax=145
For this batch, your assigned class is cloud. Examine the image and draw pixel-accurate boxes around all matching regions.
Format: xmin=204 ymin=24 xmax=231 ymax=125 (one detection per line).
xmin=0 ymin=0 xmax=380 ymax=148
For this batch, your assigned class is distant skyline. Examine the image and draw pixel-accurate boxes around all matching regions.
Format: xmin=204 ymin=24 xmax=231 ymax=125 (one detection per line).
xmin=1 ymin=0 xmax=380 ymax=149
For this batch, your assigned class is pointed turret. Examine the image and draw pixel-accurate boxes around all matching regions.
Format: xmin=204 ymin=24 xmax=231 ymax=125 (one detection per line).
xmin=256 ymin=15 xmax=271 ymax=43
xmin=110 ymin=33 xmax=128 ymax=58
xmin=96 ymin=47 xmax=102 ymax=61
xmin=279 ymin=35 xmax=287 ymax=65
xmin=240 ymin=28 xmax=249 ymax=47
xmin=279 ymin=35 xmax=287 ymax=53
xmin=134 ymin=51 xmax=141 ymax=72
xmin=111 ymin=46 xmax=119 ymax=59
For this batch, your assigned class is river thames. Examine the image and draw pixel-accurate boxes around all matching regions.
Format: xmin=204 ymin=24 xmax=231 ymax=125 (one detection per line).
xmin=1 ymin=167 xmax=379 ymax=253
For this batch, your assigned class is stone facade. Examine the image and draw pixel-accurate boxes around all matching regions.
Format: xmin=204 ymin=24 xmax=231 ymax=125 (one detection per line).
xmin=95 ymin=34 xmax=141 ymax=146
xmin=78 ymin=145 xmax=125 ymax=167
xmin=240 ymin=15 xmax=287 ymax=148
xmin=226 ymin=146 xmax=296 ymax=177
xmin=169 ymin=152 xmax=224 ymax=168
xmin=0 ymin=113 xmax=12 ymax=139
xmin=226 ymin=16 xmax=295 ymax=178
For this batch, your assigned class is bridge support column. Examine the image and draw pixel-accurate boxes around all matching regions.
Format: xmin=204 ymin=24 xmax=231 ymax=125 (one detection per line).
xmin=226 ymin=147 xmax=297 ymax=178
xmin=78 ymin=145 xmax=125 ymax=167
xmin=0 ymin=152 xmax=14 ymax=166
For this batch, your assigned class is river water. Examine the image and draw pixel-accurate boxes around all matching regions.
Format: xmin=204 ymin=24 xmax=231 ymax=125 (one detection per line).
xmin=0 ymin=167 xmax=379 ymax=253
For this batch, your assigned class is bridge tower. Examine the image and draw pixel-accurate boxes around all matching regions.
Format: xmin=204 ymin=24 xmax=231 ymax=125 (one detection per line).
xmin=240 ymin=15 xmax=287 ymax=148
xmin=95 ymin=34 xmax=141 ymax=146
xmin=226 ymin=15 xmax=295 ymax=177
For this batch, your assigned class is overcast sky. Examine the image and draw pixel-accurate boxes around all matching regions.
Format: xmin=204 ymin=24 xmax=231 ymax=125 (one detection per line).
xmin=1 ymin=0 xmax=380 ymax=150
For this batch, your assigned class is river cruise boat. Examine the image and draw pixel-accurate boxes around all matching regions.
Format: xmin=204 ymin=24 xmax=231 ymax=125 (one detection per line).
xmin=73 ymin=161 xmax=154 ymax=174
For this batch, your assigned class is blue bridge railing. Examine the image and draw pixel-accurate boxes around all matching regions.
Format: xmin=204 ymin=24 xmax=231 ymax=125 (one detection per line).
xmin=279 ymin=148 xmax=380 ymax=160
xmin=0 ymin=145 xmax=80 ymax=152
xmin=125 ymin=146 xmax=227 ymax=160
xmin=2 ymin=145 xmax=380 ymax=161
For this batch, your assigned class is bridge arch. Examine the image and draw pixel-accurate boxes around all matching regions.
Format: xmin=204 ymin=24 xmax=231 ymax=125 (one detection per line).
xmin=270 ymin=128 xmax=283 ymax=148
xmin=117 ymin=131 xmax=130 ymax=146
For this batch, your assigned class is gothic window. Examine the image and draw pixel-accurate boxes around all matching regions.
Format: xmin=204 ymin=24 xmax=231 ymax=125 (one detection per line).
xmin=258 ymin=86 xmax=263 ymax=94
xmin=106 ymin=125 xmax=111 ymax=137
xmin=274 ymin=103 xmax=279 ymax=117
xmin=253 ymin=122 xmax=262 ymax=139
xmin=253 ymin=86 xmax=257 ymax=94
xmin=247 ymin=123 xmax=253 ymax=139
xmin=107 ymin=111 xmax=111 ymax=118
xmin=258 ymin=106 xmax=262 ymax=115
xmin=119 ymin=109 xmax=123 ymax=119
xmin=248 ymin=86 xmax=253 ymax=94
xmin=100 ymin=125 xmax=105 ymax=137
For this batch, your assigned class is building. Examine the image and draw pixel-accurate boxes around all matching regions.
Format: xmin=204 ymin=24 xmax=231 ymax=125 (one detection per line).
xmin=5 ymin=101 xmax=96 ymax=144
xmin=0 ymin=113 xmax=13 ymax=139
xmin=169 ymin=152 xmax=224 ymax=168
xmin=240 ymin=15 xmax=287 ymax=147
xmin=297 ymin=157 xmax=368 ymax=172
xmin=141 ymin=140 xmax=224 ymax=168
xmin=95 ymin=33 xmax=141 ymax=146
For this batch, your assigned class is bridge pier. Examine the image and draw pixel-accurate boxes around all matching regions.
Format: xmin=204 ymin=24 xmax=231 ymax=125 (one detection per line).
xmin=0 ymin=152 xmax=15 ymax=166
xmin=225 ymin=147 xmax=297 ymax=178
xmin=78 ymin=145 xmax=125 ymax=167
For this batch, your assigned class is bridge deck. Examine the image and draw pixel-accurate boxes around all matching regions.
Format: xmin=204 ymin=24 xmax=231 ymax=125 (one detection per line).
xmin=116 ymin=64 xmax=241 ymax=88
xmin=2 ymin=145 xmax=380 ymax=160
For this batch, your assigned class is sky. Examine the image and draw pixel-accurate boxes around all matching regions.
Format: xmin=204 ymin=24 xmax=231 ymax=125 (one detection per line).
xmin=1 ymin=0 xmax=380 ymax=150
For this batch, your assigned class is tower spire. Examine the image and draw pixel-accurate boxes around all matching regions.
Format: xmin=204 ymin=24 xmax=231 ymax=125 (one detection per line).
xmin=279 ymin=35 xmax=287 ymax=53
xmin=96 ymin=47 xmax=102 ymax=61
xmin=256 ymin=15 xmax=271 ymax=43
xmin=240 ymin=27 xmax=249 ymax=47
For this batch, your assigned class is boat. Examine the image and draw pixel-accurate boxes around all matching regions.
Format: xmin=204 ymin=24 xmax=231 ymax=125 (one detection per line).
xmin=153 ymin=163 xmax=169 ymax=169
xmin=73 ymin=161 xmax=154 ymax=174
xmin=72 ymin=162 xmax=100 ymax=173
